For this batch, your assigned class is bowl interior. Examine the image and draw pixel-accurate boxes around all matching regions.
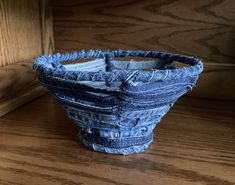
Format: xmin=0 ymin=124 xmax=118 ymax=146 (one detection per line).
xmin=61 ymin=56 xmax=188 ymax=73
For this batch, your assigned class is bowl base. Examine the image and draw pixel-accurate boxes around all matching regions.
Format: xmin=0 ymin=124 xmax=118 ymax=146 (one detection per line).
xmin=78 ymin=130 xmax=153 ymax=155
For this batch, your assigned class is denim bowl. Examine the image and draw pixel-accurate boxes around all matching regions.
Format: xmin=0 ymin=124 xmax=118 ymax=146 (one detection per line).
xmin=33 ymin=50 xmax=203 ymax=155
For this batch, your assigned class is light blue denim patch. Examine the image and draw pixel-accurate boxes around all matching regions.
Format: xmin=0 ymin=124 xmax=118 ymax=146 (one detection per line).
xmin=33 ymin=50 xmax=203 ymax=155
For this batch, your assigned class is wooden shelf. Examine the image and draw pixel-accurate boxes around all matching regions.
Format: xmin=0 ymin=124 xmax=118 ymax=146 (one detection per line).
xmin=0 ymin=93 xmax=234 ymax=185
xmin=0 ymin=0 xmax=54 ymax=116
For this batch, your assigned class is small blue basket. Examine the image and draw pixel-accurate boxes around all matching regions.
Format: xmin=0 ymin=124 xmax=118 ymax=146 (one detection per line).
xmin=33 ymin=50 xmax=203 ymax=155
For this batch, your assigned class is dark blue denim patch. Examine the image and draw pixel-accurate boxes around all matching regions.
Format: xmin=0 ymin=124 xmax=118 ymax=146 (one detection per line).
xmin=33 ymin=49 xmax=203 ymax=155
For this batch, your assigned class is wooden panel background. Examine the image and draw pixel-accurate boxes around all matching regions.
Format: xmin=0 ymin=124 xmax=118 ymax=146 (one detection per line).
xmin=0 ymin=0 xmax=42 ymax=66
xmin=0 ymin=0 xmax=54 ymax=116
xmin=53 ymin=0 xmax=235 ymax=100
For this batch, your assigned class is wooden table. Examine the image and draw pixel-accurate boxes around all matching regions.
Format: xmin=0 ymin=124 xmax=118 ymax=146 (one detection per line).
xmin=0 ymin=94 xmax=234 ymax=185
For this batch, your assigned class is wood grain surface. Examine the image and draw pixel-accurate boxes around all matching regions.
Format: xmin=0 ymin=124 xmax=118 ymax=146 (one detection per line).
xmin=0 ymin=63 xmax=39 ymax=100
xmin=0 ymin=0 xmax=42 ymax=67
xmin=0 ymin=0 xmax=54 ymax=116
xmin=53 ymin=0 xmax=235 ymax=100
xmin=40 ymin=0 xmax=55 ymax=55
xmin=0 ymin=62 xmax=46 ymax=117
xmin=0 ymin=93 xmax=234 ymax=185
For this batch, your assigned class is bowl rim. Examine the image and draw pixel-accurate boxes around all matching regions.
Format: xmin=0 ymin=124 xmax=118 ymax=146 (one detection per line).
xmin=33 ymin=49 xmax=203 ymax=83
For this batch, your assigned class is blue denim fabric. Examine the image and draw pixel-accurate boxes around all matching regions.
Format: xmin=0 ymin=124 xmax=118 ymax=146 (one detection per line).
xmin=33 ymin=50 xmax=203 ymax=155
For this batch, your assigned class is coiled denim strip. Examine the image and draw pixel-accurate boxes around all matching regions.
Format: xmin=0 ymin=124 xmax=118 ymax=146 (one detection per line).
xmin=33 ymin=49 xmax=203 ymax=155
